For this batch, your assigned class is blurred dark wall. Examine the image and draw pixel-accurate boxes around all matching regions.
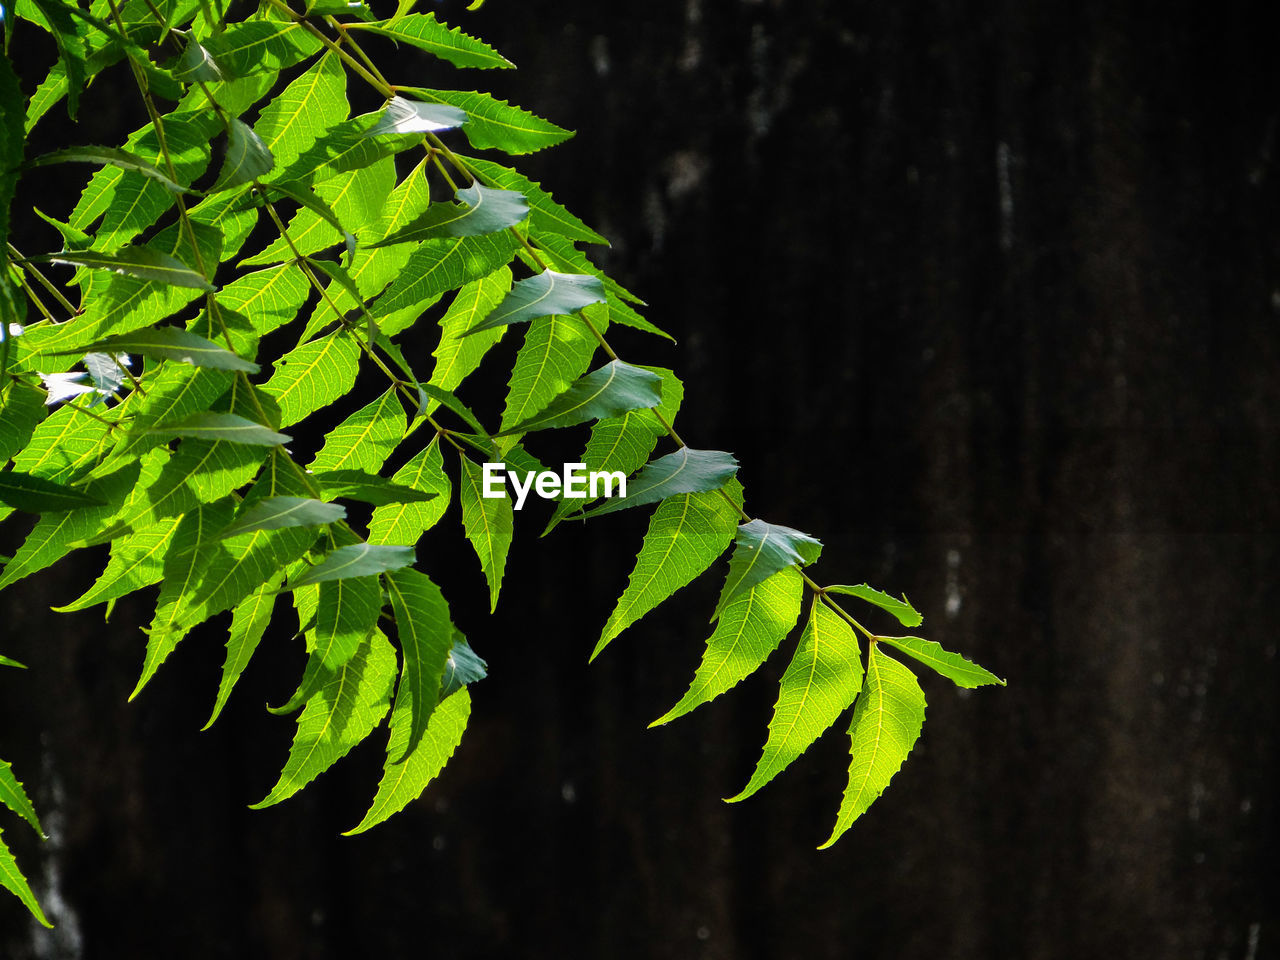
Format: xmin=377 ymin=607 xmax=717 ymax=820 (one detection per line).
xmin=2 ymin=1 xmax=1277 ymax=958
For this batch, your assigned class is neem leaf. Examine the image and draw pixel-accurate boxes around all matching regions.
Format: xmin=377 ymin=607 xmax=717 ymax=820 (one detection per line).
xmin=371 ymin=181 xmax=527 ymax=246
xmin=820 ymin=646 xmax=926 ymax=848
xmin=0 ymin=759 xmax=42 ymax=835
xmin=53 ymin=326 xmax=259 ymax=372
xmin=29 ymin=247 xmax=214 ymax=291
xmin=438 ymin=635 xmax=487 ymax=700
xmin=172 ymin=38 xmax=224 ymax=83
xmin=290 ymin=543 xmax=416 ymax=588
xmin=714 ymin=519 xmax=823 ymax=618
xmin=368 ymin=96 xmax=467 ymax=135
xmin=825 ymin=583 xmax=923 ymax=628
xmin=26 ymin=145 xmax=189 ymax=193
xmin=464 ymin=270 xmax=604 ymax=335
xmin=383 ymin=568 xmax=454 ymax=760
xmin=306 ymin=0 xmax=375 ymax=20
xmin=458 ymin=456 xmax=511 ymax=612
xmin=219 ymin=497 xmax=346 ymax=539
xmin=498 ymin=360 xmax=662 ymax=436
xmin=149 ymin=413 xmax=291 ymax=446
xmin=311 ymin=469 xmax=439 ymax=506
xmin=0 ymin=471 xmax=107 ymax=512
xmin=0 ymin=828 xmax=51 ymax=928
xmin=877 ymin=636 xmax=1005 ymax=688
xmin=200 ymin=20 xmax=323 ymax=78
xmin=348 ymin=14 xmax=514 ymax=70
xmin=575 ymin=447 xmax=739 ymax=520
xmin=397 ymin=86 xmax=572 ymax=155
xmin=215 ymin=118 xmax=274 ymax=190
xmin=0 ymin=656 xmax=27 ymax=669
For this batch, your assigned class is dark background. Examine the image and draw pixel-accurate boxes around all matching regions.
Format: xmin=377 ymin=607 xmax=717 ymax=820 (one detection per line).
xmin=3 ymin=0 xmax=1277 ymax=957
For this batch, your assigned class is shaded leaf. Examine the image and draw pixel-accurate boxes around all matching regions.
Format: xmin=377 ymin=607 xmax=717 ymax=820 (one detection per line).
xmin=575 ymin=447 xmax=739 ymax=520
xmin=219 ymin=497 xmax=346 ymax=539
xmin=368 ymin=95 xmax=466 ymax=135
xmin=26 ymin=145 xmax=188 ymax=193
xmin=463 ymin=156 xmax=607 ymax=245
xmin=464 ymin=269 xmax=604 ymax=335
xmin=312 ymin=470 xmax=437 ymax=507
xmin=369 ymin=232 xmax=517 ymax=320
xmin=30 ymin=247 xmax=214 ymax=291
xmin=149 ymin=412 xmax=290 ymax=446
xmin=427 ymin=266 xmax=510 ymax=412
xmin=215 ymin=118 xmax=274 ymax=190
xmin=498 ymin=359 xmax=661 ymax=436
xmin=714 ymin=519 xmax=823 ymax=618
xmin=254 ymin=53 xmax=348 ymax=173
xmin=0 ymin=470 xmax=107 ymax=512
xmin=204 ymin=573 xmax=283 ymax=729
xmin=437 ymin=636 xmax=486 ymax=700
xmin=383 ymin=568 xmax=454 ymax=760
xmin=372 ymin=181 xmax=527 ymax=246
xmin=458 ymin=456 xmax=511 ymax=612
xmin=500 ymin=312 xmax=602 ymax=433
xmin=291 ymin=543 xmax=416 ymax=588
xmin=55 ymin=326 xmax=259 ymax=372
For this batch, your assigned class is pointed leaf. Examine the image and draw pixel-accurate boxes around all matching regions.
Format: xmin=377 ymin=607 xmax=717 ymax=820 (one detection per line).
xmin=437 ymin=636 xmax=487 ymax=700
xmin=172 ymin=38 xmax=223 ymax=82
xmin=204 ymin=573 xmax=283 ymax=729
xmin=53 ymin=516 xmax=181 ymax=612
xmin=253 ymin=53 xmax=348 ymax=173
xmin=458 ymin=456 xmax=512 ymax=612
xmin=878 ymin=636 xmax=1005 ymax=688
xmin=464 ymin=270 xmax=604 ymax=335
xmin=0 ymin=759 xmax=42 ymax=835
xmin=54 ymin=326 xmax=259 ymax=372
xmin=369 ymin=232 xmax=517 ymax=320
xmin=0 ymin=470 xmax=107 ymax=512
xmin=652 ymin=567 xmax=804 ymax=726
xmin=500 ymin=312 xmax=602 ymax=433
xmin=149 ymin=412 xmax=290 ymax=446
xmin=368 ymin=96 xmax=466 ymax=135
xmin=464 ymin=156 xmax=607 ymax=245
xmin=368 ymin=436 xmax=450 ymax=545
xmin=498 ymin=359 xmax=661 ymax=436
xmin=729 ymin=598 xmax=864 ymax=802
xmin=30 ymin=247 xmax=214 ymax=291
xmin=0 ymin=384 xmax=45 ymax=464
xmin=594 ymin=481 xmax=742 ymax=659
xmin=215 ymin=118 xmax=274 ymax=190
xmin=308 ymin=387 xmax=405 ymax=474
xmin=261 ymin=331 xmax=361 ymax=427
xmin=825 ymin=583 xmax=923 ymax=628
xmin=26 ymin=145 xmax=188 ymax=193
xmin=383 ymin=568 xmax=454 ymax=761
xmin=575 ymin=447 xmax=739 ymax=520
xmin=0 ymin=656 xmax=26 ymax=669
xmin=820 ymin=647 xmax=926 ymax=847
xmin=200 ymin=20 xmax=324 ymax=78
xmin=311 ymin=470 xmax=437 ymax=506
xmin=219 ymin=497 xmax=346 ymax=539
xmin=398 ymin=87 xmax=571 ymax=155
xmin=427 ymin=266 xmax=509 ymax=411
xmin=372 ymin=181 xmax=527 ymax=246
xmin=714 ymin=519 xmax=823 ymax=618
xmin=0 ymin=829 xmax=51 ymax=928
xmin=290 ymin=543 xmax=416 ymax=589
xmin=348 ymin=14 xmax=513 ymax=69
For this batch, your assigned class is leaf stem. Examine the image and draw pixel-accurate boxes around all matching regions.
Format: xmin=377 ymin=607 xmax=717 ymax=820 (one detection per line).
xmin=7 ymin=244 xmax=80 ymax=317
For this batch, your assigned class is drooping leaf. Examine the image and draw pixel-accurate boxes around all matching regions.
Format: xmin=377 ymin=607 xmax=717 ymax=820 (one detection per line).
xmin=531 ymin=233 xmax=673 ymax=339
xmin=344 ymin=686 xmax=469 ymax=835
xmin=311 ymin=469 xmax=438 ymax=507
xmin=458 ymin=455 xmax=512 ymax=612
xmin=593 ymin=480 xmax=742 ymax=659
xmin=0 ymin=656 xmax=26 ymax=669
xmin=308 ymin=388 xmax=405 ymax=474
xmin=463 ymin=156 xmax=607 ymax=245
xmin=204 ymin=573 xmax=283 ymax=730
xmin=498 ymin=359 xmax=662 ymax=436
xmin=0 ymin=759 xmax=42 ymax=835
xmin=652 ymin=567 xmax=804 ymax=726
xmin=201 ymin=20 xmax=324 ymax=78
xmin=369 ymin=232 xmax=517 ymax=320
xmin=499 ymin=312 xmax=602 ymax=433
xmin=22 ymin=0 xmax=85 ymax=119
xmin=253 ymin=53 xmax=348 ymax=173
xmin=575 ymin=447 xmax=739 ymax=520
xmin=53 ymin=516 xmax=181 ymax=613
xmin=0 ymin=470 xmax=107 ymax=512
xmin=426 ymin=266 xmax=510 ymax=412
xmin=714 ymin=519 xmax=823 ymax=618
xmin=437 ymin=636 xmax=487 ymax=700
xmin=367 ymin=95 xmax=466 ymax=135
xmin=215 ymin=118 xmax=274 ymax=190
xmin=820 ymin=646 xmax=926 ymax=847
xmin=149 ymin=412 xmax=290 ymax=446
xmin=54 ymin=326 xmax=259 ymax=372
xmin=29 ymin=247 xmax=214 ymax=291
xmin=218 ymin=497 xmax=346 ymax=539
xmin=825 ymin=583 xmax=923 ymax=628
xmin=728 ymin=597 xmax=864 ymax=802
xmin=347 ymin=13 xmax=514 ymax=70
xmin=251 ymin=627 xmax=397 ymax=808
xmin=290 ymin=543 xmax=416 ymax=588
xmin=372 ymin=181 xmax=527 ymax=246
xmin=172 ymin=37 xmax=223 ymax=83
xmin=464 ymin=269 xmax=604 ymax=335
xmin=214 ymin=263 xmax=311 ymax=341
xmin=0 ymin=384 xmax=46 ymax=464
xmin=26 ymin=145 xmax=188 ymax=193
xmin=0 ymin=828 xmax=51 ymax=928
xmin=368 ymin=435 xmax=450 ymax=546
xmin=383 ymin=568 xmax=454 ymax=760
xmin=398 ymin=87 xmax=571 ymax=155
xmin=877 ymin=635 xmax=1005 ymax=688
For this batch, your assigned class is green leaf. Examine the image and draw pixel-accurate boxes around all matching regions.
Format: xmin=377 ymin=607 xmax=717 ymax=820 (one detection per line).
xmin=149 ymin=412 xmax=290 ymax=446
xmin=29 ymin=247 xmax=214 ymax=291
xmin=367 ymin=95 xmax=466 ymax=135
xmin=825 ymin=584 xmax=923 ymax=628
xmin=368 ymin=435 xmax=450 ymax=545
xmin=593 ymin=481 xmax=742 ymax=659
xmin=308 ymin=388 xmax=405 ymax=473
xmin=201 ymin=20 xmax=324 ymax=78
xmin=290 ymin=543 xmax=416 ymax=588
xmin=498 ymin=359 xmax=662 ymax=436
xmin=0 ymin=759 xmax=42 ymax=835
xmin=219 ymin=497 xmax=346 ymax=539
xmin=0 ymin=828 xmax=51 ymax=928
xmin=251 ymin=627 xmax=396 ymax=808
xmin=383 ymin=568 xmax=454 ymax=760
xmin=253 ymin=53 xmax=348 ymax=173
xmin=54 ymin=326 xmax=259 ymax=372
xmin=464 ymin=269 xmax=604 ymax=335
xmin=0 ymin=470 xmax=107 ymax=512
xmin=728 ymin=597 xmax=864 ymax=802
xmin=464 ymin=156 xmax=607 ymax=245
xmin=26 ymin=145 xmax=189 ymax=193
xmin=311 ymin=469 xmax=438 ymax=507
xmin=575 ymin=447 xmax=739 ymax=520
xmin=0 ymin=384 xmax=45 ymax=464
xmin=348 ymin=13 xmax=514 ymax=70
xmin=344 ymin=686 xmax=469 ymax=835
xmin=877 ymin=636 xmax=1005 ymax=688
xmin=306 ymin=0 xmax=375 ymax=18
xmin=437 ymin=636 xmax=486 ymax=700
xmin=458 ymin=456 xmax=512 ymax=612
xmin=372 ymin=181 xmax=527 ymax=246
xmin=500 ymin=312 xmax=602 ymax=433
xmin=261 ymin=331 xmax=361 ymax=428
xmin=652 ymin=567 xmax=804 ymax=726
xmin=426 ymin=266 xmax=510 ymax=411
xmin=215 ymin=118 xmax=274 ymax=190
xmin=172 ymin=38 xmax=223 ymax=83
xmin=398 ymin=87 xmax=572 ymax=155
xmin=23 ymin=0 xmax=85 ymax=119
xmin=0 ymin=656 xmax=26 ymax=668
xmin=820 ymin=646 xmax=926 ymax=847
xmin=204 ymin=573 xmax=283 ymax=730
xmin=369 ymin=232 xmax=517 ymax=321
xmin=714 ymin=519 xmax=823 ymax=618
xmin=214 ymin=263 xmax=311 ymax=341
xmin=53 ymin=516 xmax=181 ymax=612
